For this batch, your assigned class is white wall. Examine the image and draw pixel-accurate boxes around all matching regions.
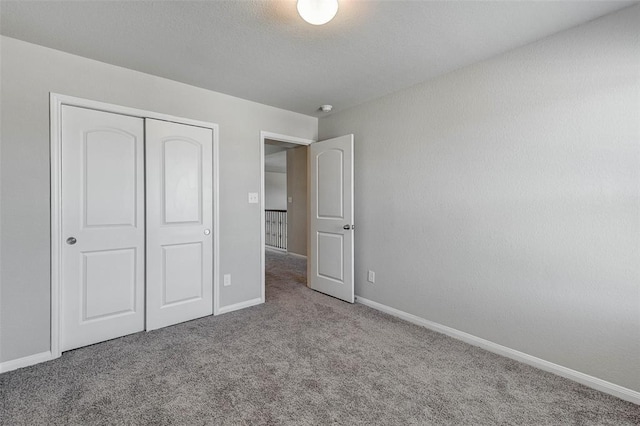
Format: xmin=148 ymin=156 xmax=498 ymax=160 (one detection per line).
xmin=264 ymin=171 xmax=287 ymax=210
xmin=287 ymin=146 xmax=308 ymax=256
xmin=320 ymin=6 xmax=640 ymax=392
xmin=0 ymin=36 xmax=317 ymax=363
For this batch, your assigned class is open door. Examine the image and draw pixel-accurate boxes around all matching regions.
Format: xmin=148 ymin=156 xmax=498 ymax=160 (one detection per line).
xmin=309 ymin=134 xmax=354 ymax=303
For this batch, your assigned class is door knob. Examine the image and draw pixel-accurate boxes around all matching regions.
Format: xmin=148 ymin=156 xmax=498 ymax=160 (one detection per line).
xmin=343 ymin=225 xmax=351 ymax=230
xmin=66 ymin=237 xmax=77 ymax=245
xmin=204 ymin=229 xmax=211 ymax=235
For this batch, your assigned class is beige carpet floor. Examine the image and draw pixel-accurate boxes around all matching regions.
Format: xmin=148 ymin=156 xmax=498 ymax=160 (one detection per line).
xmin=0 ymin=250 xmax=638 ymax=425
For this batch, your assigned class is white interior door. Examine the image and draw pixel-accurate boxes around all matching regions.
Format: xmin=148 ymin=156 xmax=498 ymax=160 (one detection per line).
xmin=309 ymin=134 xmax=354 ymax=303
xmin=146 ymin=119 xmax=214 ymax=330
xmin=61 ymin=106 xmax=145 ymax=351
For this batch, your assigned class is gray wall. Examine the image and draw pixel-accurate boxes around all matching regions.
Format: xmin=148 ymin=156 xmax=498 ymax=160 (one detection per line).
xmin=286 ymin=146 xmax=308 ymax=256
xmin=0 ymin=36 xmax=317 ymax=363
xmin=264 ymin=171 xmax=287 ymax=210
xmin=319 ymin=6 xmax=640 ymax=391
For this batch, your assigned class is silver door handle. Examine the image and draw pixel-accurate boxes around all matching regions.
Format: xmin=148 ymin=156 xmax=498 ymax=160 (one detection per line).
xmin=204 ymin=229 xmax=211 ymax=235
xmin=343 ymin=225 xmax=351 ymax=230
xmin=66 ymin=237 xmax=77 ymax=245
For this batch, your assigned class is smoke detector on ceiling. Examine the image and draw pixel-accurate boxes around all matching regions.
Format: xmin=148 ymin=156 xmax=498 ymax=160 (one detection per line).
xmin=320 ymin=104 xmax=333 ymax=112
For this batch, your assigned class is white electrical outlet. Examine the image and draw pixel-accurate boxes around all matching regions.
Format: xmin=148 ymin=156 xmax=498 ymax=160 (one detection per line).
xmin=367 ymin=270 xmax=375 ymax=283
xmin=223 ymin=274 xmax=232 ymax=286
xmin=248 ymin=192 xmax=259 ymax=204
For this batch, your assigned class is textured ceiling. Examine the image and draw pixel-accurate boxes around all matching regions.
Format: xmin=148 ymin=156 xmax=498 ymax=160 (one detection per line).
xmin=0 ymin=1 xmax=635 ymax=116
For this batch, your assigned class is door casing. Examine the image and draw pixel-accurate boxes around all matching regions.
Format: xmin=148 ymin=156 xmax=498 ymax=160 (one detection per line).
xmin=50 ymin=93 xmax=220 ymax=360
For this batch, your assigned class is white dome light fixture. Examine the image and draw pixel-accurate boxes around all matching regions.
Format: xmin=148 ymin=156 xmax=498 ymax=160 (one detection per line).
xmin=297 ymin=0 xmax=339 ymax=25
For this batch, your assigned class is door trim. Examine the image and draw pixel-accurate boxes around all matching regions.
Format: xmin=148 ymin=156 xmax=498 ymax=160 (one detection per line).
xmin=259 ymin=131 xmax=314 ymax=303
xmin=50 ymin=93 xmax=220 ymax=359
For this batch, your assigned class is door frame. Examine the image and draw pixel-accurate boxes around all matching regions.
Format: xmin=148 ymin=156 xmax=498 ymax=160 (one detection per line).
xmin=259 ymin=131 xmax=314 ymax=302
xmin=50 ymin=93 xmax=220 ymax=359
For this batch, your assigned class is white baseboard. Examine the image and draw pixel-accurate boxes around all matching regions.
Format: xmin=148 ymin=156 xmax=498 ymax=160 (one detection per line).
xmin=355 ymin=296 xmax=640 ymax=405
xmin=286 ymin=252 xmax=307 ymax=259
xmin=217 ymin=297 xmax=263 ymax=315
xmin=265 ymin=246 xmax=287 ymax=253
xmin=264 ymin=246 xmax=307 ymax=259
xmin=0 ymin=351 xmax=55 ymax=374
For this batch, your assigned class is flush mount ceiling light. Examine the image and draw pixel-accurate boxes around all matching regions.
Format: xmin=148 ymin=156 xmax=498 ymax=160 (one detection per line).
xmin=297 ymin=0 xmax=339 ymax=25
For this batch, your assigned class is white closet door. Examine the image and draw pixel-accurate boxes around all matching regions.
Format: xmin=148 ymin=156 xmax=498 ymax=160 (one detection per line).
xmin=61 ymin=106 xmax=145 ymax=352
xmin=145 ymin=119 xmax=214 ymax=330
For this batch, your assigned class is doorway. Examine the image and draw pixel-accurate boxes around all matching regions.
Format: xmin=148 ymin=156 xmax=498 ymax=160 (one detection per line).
xmin=260 ymin=132 xmax=356 ymax=304
xmin=260 ymin=132 xmax=313 ymax=301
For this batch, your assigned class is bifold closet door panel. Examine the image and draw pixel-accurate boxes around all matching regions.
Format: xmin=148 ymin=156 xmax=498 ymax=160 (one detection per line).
xmin=145 ymin=119 xmax=214 ymax=331
xmin=61 ymin=106 xmax=145 ymax=352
